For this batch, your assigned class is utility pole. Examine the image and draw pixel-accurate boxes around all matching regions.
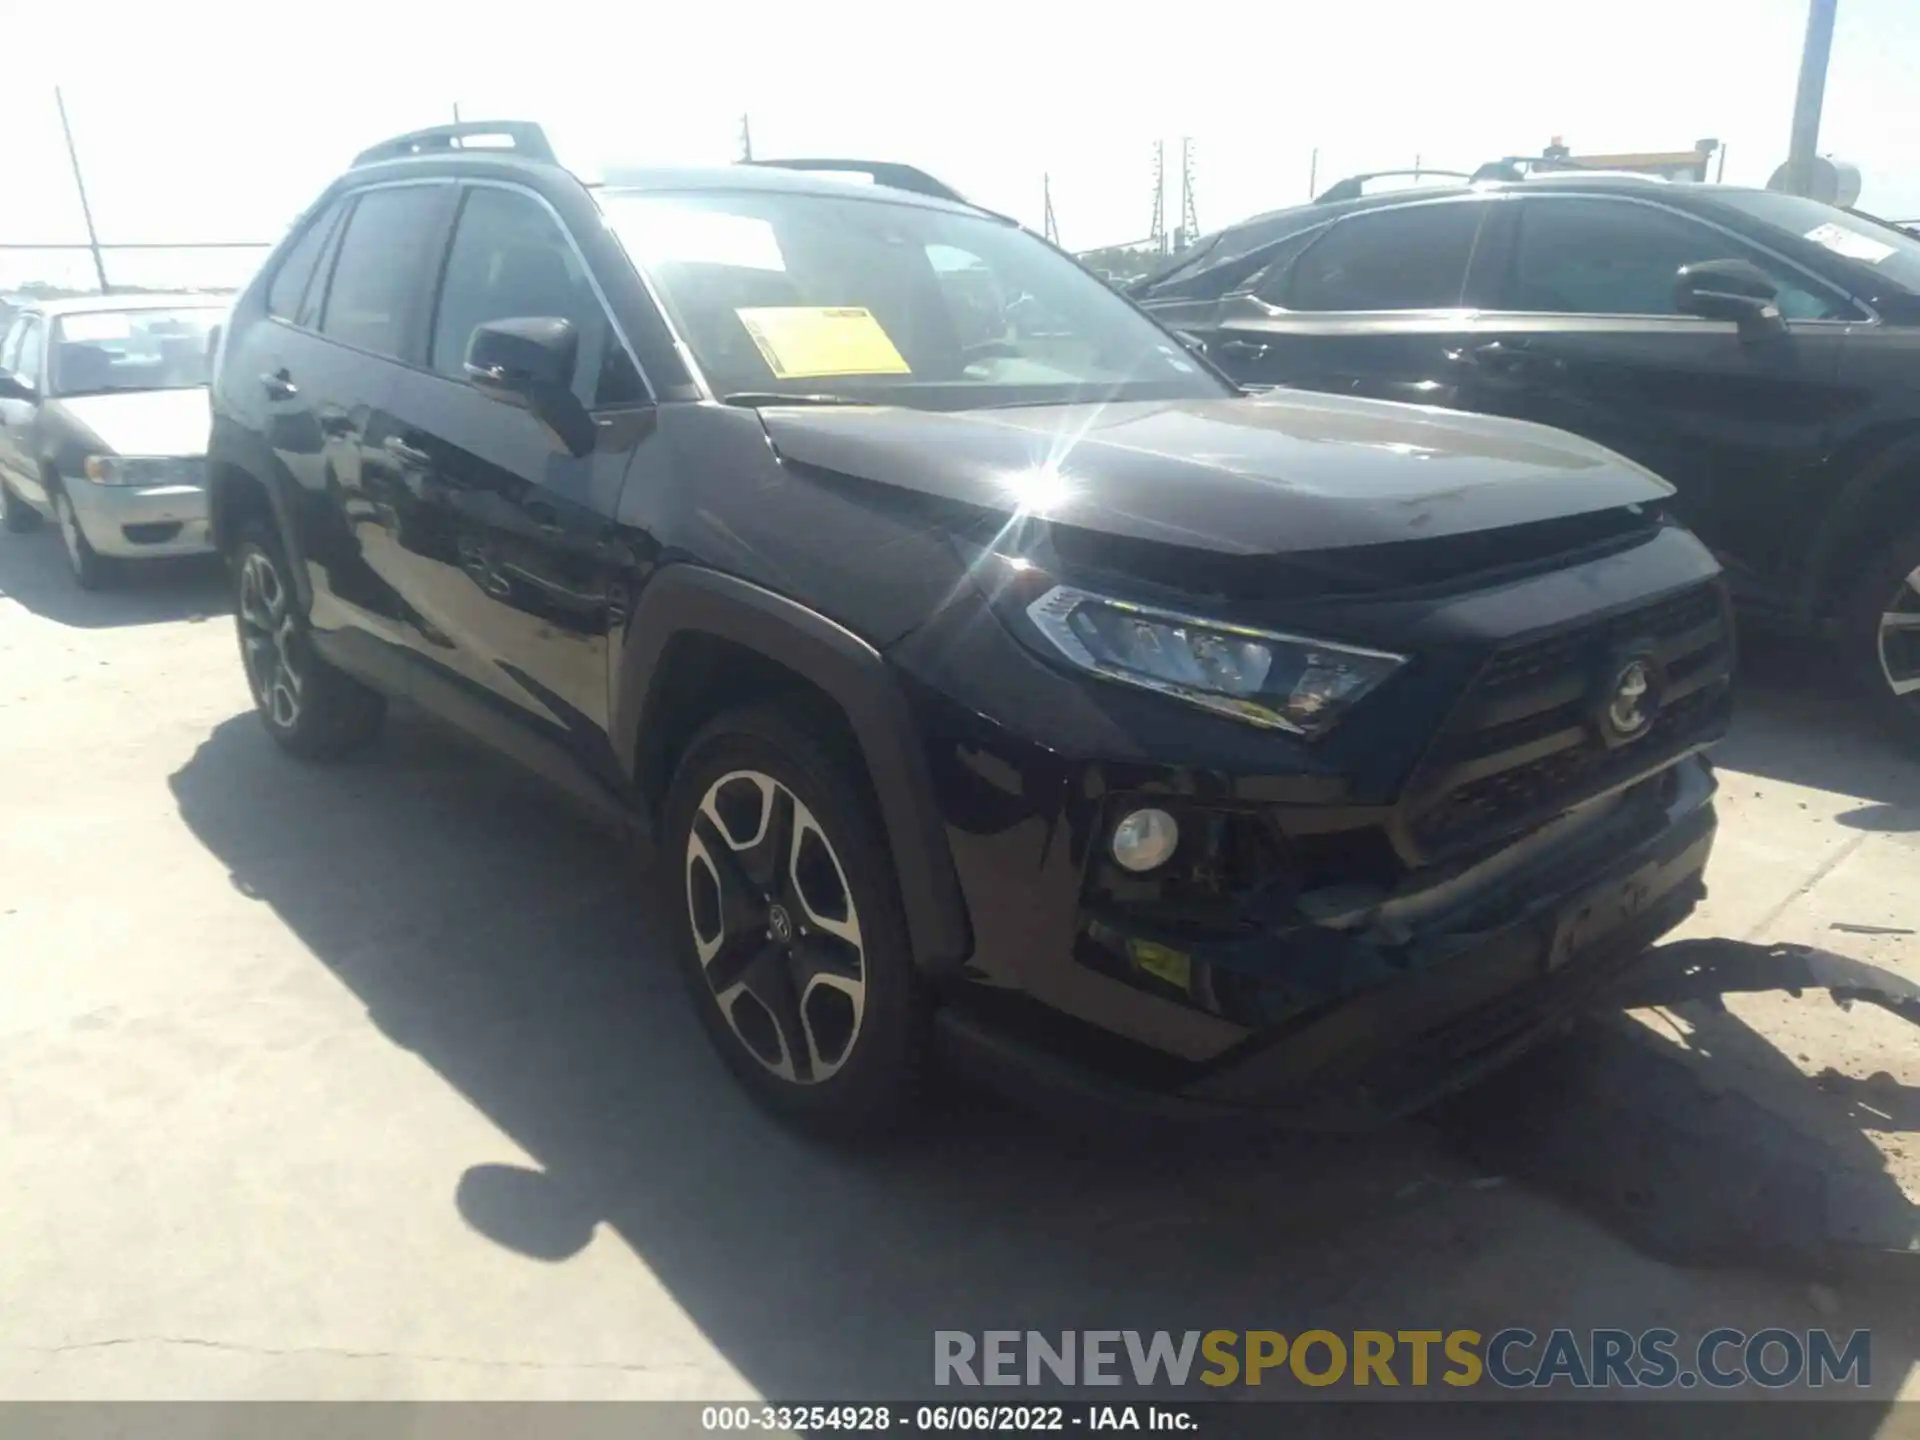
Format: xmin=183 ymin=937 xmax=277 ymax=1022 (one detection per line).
xmin=53 ymin=87 xmax=109 ymax=294
xmin=1179 ymin=137 xmax=1198 ymax=249
xmin=1148 ymin=140 xmax=1166 ymax=254
xmin=1783 ymin=0 xmax=1838 ymax=197
xmin=1308 ymin=147 xmax=1319 ymax=199
xmin=1042 ymin=174 xmax=1060 ymax=246
xmin=738 ymin=114 xmax=754 ymax=162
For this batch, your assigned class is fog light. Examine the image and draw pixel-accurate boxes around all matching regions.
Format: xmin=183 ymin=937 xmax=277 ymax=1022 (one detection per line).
xmin=1111 ymin=808 xmax=1179 ymax=872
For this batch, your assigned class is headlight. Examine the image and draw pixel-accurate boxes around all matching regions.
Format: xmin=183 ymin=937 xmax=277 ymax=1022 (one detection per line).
xmin=83 ymin=456 xmax=206 ymax=487
xmin=1026 ymin=585 xmax=1405 ymax=738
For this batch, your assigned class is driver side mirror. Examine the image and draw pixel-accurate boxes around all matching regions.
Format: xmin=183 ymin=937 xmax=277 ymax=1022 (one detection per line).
xmin=1675 ymin=259 xmax=1786 ymax=340
xmin=0 ymin=371 xmax=35 ymax=402
xmin=465 ymin=317 xmax=596 ymax=458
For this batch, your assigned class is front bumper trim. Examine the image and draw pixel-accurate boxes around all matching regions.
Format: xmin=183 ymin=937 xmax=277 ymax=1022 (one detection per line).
xmin=64 ymin=480 xmax=213 ymax=558
xmin=938 ymin=774 xmax=1717 ymax=1131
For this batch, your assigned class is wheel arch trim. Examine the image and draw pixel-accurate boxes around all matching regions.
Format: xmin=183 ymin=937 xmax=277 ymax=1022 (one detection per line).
xmin=613 ymin=564 xmax=973 ymax=975
xmin=207 ymin=438 xmax=315 ymax=612
xmin=1802 ymin=425 xmax=1920 ymax=620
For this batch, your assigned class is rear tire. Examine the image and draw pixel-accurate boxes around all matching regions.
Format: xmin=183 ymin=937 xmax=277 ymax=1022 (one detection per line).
xmin=663 ymin=705 xmax=928 ymax=1141
xmin=0 ymin=479 xmax=39 ymax=534
xmin=1843 ymin=524 xmax=1920 ymax=748
xmin=232 ymin=521 xmax=386 ymax=759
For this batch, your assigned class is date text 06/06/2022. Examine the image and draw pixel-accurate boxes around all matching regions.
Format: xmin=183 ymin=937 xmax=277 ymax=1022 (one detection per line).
xmin=700 ymin=1405 xmax=1192 ymax=1432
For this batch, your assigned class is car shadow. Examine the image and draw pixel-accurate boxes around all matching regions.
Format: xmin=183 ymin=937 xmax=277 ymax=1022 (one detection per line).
xmin=1718 ymin=634 xmax=1920 ymax=823
xmin=166 ymin=709 xmax=1917 ymax=1407
xmin=0 ymin=527 xmax=227 ymax=628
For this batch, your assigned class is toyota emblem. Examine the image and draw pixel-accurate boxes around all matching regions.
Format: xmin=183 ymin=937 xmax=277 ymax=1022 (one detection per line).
xmin=1604 ymin=659 xmax=1657 ymax=742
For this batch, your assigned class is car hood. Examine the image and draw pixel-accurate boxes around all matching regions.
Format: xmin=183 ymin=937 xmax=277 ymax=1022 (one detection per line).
xmin=756 ymin=390 xmax=1673 ymax=555
xmin=51 ymin=388 xmax=211 ymax=458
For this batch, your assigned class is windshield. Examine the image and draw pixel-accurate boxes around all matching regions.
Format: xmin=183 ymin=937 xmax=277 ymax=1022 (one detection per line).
xmin=1711 ymin=190 xmax=1920 ymax=295
xmin=598 ymin=189 xmax=1229 ymax=409
xmin=50 ymin=307 xmax=221 ymax=397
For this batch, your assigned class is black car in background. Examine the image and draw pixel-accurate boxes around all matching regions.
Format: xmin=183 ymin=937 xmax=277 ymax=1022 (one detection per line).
xmin=1135 ymin=175 xmax=1920 ymax=740
xmin=208 ymin=122 xmax=1731 ymax=1138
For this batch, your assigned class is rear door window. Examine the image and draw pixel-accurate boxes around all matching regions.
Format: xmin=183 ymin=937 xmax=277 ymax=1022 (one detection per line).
xmin=317 ymin=186 xmax=449 ymax=362
xmin=1283 ymin=201 xmax=1491 ymax=312
xmin=1504 ymin=197 xmax=1857 ymax=321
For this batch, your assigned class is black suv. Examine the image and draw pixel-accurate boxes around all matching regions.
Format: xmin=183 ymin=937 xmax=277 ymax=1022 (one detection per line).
xmin=209 ymin=123 xmax=1729 ymax=1137
xmin=1133 ymin=172 xmax=1920 ymax=739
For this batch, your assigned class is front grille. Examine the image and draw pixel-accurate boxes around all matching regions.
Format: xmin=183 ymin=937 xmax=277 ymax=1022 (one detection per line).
xmin=122 ymin=522 xmax=184 ymax=544
xmin=1405 ymin=582 xmax=1732 ymax=859
xmin=1476 ymin=585 xmax=1721 ymax=695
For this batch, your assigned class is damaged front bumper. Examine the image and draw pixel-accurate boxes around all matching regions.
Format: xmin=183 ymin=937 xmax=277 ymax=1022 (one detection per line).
xmin=938 ymin=758 xmax=1720 ymax=1128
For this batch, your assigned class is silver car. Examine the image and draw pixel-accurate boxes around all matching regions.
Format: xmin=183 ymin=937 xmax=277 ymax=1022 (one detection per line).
xmin=0 ymin=294 xmax=223 ymax=588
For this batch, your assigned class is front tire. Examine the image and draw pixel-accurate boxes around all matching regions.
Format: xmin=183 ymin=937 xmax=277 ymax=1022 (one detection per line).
xmin=664 ymin=706 xmax=927 ymax=1140
xmin=232 ymin=521 xmax=386 ymax=759
xmin=1844 ymin=525 xmax=1920 ymax=748
xmin=52 ymin=486 xmax=111 ymax=589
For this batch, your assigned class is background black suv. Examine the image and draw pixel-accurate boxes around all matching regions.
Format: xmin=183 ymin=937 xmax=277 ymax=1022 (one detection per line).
xmin=1135 ymin=175 xmax=1920 ymax=739
xmin=209 ymin=123 xmax=1730 ymax=1138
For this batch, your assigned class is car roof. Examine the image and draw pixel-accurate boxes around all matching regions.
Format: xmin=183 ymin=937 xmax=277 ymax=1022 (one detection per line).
xmin=595 ymin=162 xmax=987 ymax=218
xmin=25 ymin=292 xmax=228 ymax=319
xmin=1226 ymin=175 xmax=1748 ymax=235
xmin=345 ymin=147 xmax=990 ymax=221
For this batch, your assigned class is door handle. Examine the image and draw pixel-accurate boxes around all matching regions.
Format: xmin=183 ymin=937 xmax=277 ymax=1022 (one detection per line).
xmin=1476 ymin=341 xmax=1523 ymax=370
xmin=1452 ymin=341 xmax=1547 ymax=376
xmin=1215 ymin=338 xmax=1270 ymax=360
xmin=383 ymin=436 xmax=431 ymax=467
xmin=523 ymin=498 xmax=562 ymax=530
xmin=261 ymin=369 xmax=297 ymax=401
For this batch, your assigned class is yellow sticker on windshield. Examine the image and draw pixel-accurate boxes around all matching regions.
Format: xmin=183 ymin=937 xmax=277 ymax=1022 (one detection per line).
xmin=734 ymin=306 xmax=911 ymax=379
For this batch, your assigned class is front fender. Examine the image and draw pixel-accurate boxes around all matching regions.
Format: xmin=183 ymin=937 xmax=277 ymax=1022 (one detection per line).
xmin=1800 ymin=426 xmax=1920 ymax=619
xmin=612 ymin=564 xmax=973 ymax=975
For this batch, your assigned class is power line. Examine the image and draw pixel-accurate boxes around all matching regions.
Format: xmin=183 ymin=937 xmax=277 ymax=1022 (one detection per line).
xmin=1148 ymin=140 xmax=1166 ymax=253
xmin=53 ymin=87 xmax=108 ymax=293
xmin=1179 ymin=137 xmax=1198 ymax=248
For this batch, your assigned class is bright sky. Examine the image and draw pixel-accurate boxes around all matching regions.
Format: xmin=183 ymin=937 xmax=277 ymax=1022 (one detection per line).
xmin=6 ymin=0 xmax=1917 ymax=291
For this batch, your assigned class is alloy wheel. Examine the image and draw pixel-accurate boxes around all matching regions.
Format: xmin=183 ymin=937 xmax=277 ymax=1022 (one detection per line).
xmin=238 ymin=549 xmax=304 ymax=729
xmin=1876 ymin=563 xmax=1920 ymax=703
xmin=684 ymin=769 xmax=867 ymax=1084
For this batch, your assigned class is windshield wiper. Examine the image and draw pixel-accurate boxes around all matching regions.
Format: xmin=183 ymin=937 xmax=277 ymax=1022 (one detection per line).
xmin=721 ymin=391 xmax=870 ymax=408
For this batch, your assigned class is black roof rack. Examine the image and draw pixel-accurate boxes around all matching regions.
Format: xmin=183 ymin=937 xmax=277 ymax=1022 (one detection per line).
xmin=1468 ymin=155 xmax=1664 ymax=183
xmin=742 ymin=158 xmax=971 ymax=206
xmin=352 ymin=121 xmax=557 ymax=168
xmin=1313 ymin=168 xmax=1474 ymax=204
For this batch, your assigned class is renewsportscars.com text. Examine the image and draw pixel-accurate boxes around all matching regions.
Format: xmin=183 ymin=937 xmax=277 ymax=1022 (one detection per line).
xmin=934 ymin=1328 xmax=1871 ymax=1390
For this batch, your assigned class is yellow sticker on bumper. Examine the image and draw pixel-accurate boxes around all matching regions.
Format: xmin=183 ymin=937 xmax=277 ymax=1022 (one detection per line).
xmin=734 ymin=306 xmax=911 ymax=379
xmin=1128 ymin=938 xmax=1193 ymax=994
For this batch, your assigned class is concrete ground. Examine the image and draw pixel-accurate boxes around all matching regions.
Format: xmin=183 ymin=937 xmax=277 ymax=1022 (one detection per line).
xmin=1 ymin=530 xmax=1916 ymax=1409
